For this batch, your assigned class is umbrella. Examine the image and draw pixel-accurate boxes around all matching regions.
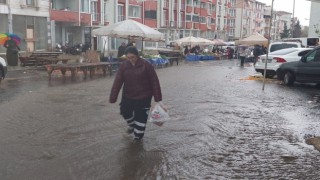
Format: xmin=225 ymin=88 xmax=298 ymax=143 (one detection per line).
xmin=0 ymin=33 xmax=22 ymax=45
xmin=92 ymin=19 xmax=164 ymax=42
xmin=211 ymin=39 xmax=227 ymax=46
xmin=174 ymin=36 xmax=215 ymax=46
xmin=235 ymin=32 xmax=268 ymax=46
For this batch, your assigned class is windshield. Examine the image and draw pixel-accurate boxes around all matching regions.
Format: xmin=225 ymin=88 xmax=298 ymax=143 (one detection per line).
xmin=270 ymin=44 xmax=298 ymax=53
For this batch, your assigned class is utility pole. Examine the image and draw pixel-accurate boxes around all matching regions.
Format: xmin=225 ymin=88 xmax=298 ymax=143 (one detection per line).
xmin=291 ymin=0 xmax=295 ymax=37
xmin=239 ymin=0 xmax=244 ymax=39
xmin=262 ymin=0 xmax=274 ymax=91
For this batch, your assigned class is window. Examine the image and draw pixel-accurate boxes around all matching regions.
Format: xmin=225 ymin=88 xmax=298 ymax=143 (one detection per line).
xmin=229 ymin=29 xmax=235 ymax=36
xmin=211 ymin=18 xmax=215 ymax=24
xmin=200 ymin=16 xmax=206 ymax=23
xmin=207 ymin=3 xmax=212 ymax=14
xmin=26 ymin=0 xmax=34 ymax=6
xmin=229 ymin=9 xmax=236 ymax=17
xmin=145 ymin=10 xmax=157 ymax=19
xmin=0 ymin=0 xmax=6 ymax=4
xmin=128 ymin=5 xmax=141 ymax=18
xmin=200 ymin=2 xmax=206 ymax=8
xmin=228 ymin=19 xmax=235 ymax=27
xmin=207 ymin=17 xmax=211 ymax=26
xmin=118 ymin=4 xmax=124 ymax=22
xmin=186 ymin=14 xmax=192 ymax=22
xmin=186 ymin=0 xmax=192 ymax=6
xmin=81 ymin=0 xmax=89 ymax=12
xmin=192 ymin=15 xmax=199 ymax=22
xmin=306 ymin=50 xmax=320 ymax=62
xmin=193 ymin=0 xmax=199 ymax=7
xmin=91 ymin=1 xmax=98 ymax=21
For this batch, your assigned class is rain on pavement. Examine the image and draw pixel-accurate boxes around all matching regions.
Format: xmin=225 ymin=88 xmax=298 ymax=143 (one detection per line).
xmin=0 ymin=60 xmax=320 ymax=179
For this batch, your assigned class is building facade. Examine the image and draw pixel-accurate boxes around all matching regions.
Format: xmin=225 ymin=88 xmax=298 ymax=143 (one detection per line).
xmin=0 ymin=0 xmax=50 ymax=54
xmin=1 ymin=0 xmax=296 ymax=55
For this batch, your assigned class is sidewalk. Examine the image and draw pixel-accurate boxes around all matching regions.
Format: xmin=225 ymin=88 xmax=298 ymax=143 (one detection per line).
xmin=7 ymin=65 xmax=38 ymax=72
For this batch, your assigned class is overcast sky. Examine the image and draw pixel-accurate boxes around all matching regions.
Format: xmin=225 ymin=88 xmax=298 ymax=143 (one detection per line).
xmin=257 ymin=0 xmax=311 ymax=26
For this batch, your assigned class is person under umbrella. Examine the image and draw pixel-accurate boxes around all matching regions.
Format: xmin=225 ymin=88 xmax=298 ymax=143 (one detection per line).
xmin=4 ymin=36 xmax=20 ymax=66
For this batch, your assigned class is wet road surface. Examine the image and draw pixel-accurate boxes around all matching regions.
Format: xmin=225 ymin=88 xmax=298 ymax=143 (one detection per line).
xmin=0 ymin=60 xmax=320 ymax=179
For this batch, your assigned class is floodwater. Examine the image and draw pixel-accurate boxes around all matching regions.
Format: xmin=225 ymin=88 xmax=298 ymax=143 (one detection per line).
xmin=0 ymin=60 xmax=320 ymax=179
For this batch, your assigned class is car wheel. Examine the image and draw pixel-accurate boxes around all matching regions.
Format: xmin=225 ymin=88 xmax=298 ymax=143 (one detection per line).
xmin=283 ymin=71 xmax=294 ymax=86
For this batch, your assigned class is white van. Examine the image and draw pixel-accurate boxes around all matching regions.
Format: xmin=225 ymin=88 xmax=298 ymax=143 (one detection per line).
xmin=268 ymin=42 xmax=302 ymax=54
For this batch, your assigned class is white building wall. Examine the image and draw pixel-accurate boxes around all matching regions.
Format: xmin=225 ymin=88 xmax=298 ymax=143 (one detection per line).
xmin=308 ymin=2 xmax=320 ymax=37
xmin=9 ymin=0 xmax=49 ymax=17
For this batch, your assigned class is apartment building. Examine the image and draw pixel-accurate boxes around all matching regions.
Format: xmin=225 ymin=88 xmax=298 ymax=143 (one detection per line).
xmin=233 ymin=0 xmax=265 ymax=40
xmin=0 ymin=0 xmax=50 ymax=53
xmin=263 ymin=5 xmax=291 ymax=40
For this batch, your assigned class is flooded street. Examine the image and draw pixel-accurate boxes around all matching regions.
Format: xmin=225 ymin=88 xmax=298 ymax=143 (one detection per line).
xmin=0 ymin=60 xmax=320 ymax=179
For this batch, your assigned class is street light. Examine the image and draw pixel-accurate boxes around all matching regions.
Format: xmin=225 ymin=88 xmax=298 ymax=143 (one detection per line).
xmin=262 ymin=0 xmax=275 ymax=91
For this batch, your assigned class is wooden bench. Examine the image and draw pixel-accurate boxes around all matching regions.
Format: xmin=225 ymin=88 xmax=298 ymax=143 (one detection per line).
xmin=19 ymin=52 xmax=63 ymax=67
xmin=45 ymin=62 xmax=120 ymax=82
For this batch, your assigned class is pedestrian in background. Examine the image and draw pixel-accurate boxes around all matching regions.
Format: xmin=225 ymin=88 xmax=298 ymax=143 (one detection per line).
xmin=4 ymin=36 xmax=20 ymax=66
xmin=239 ymin=46 xmax=246 ymax=67
xmin=117 ymin=42 xmax=126 ymax=57
xmin=109 ymin=46 xmax=162 ymax=141
xmin=253 ymin=45 xmax=261 ymax=66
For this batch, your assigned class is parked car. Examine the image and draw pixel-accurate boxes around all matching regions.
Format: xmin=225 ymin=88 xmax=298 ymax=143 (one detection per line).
xmin=0 ymin=57 xmax=7 ymax=82
xmin=276 ymin=47 xmax=320 ymax=86
xmin=255 ymin=48 xmax=312 ymax=78
xmin=268 ymin=41 xmax=302 ymax=54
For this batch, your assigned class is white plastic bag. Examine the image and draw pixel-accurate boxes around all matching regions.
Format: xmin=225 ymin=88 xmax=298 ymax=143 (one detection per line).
xmin=148 ymin=103 xmax=170 ymax=126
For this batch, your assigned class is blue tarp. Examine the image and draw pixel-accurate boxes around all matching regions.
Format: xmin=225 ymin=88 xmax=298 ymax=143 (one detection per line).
xmin=186 ymin=55 xmax=215 ymax=61
xmin=146 ymin=58 xmax=169 ymax=65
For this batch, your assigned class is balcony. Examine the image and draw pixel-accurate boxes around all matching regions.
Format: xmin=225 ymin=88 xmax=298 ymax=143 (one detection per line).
xmin=186 ymin=22 xmax=193 ymax=29
xmin=144 ymin=19 xmax=157 ymax=28
xmin=194 ymin=7 xmax=200 ymax=14
xmin=50 ymin=9 xmax=91 ymax=26
xmin=194 ymin=22 xmax=199 ymax=29
xmin=186 ymin=6 xmax=193 ymax=13
xmin=199 ymin=24 xmax=208 ymax=31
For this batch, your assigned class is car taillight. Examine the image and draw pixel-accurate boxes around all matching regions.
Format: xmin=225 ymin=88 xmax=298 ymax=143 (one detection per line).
xmin=273 ymin=57 xmax=287 ymax=63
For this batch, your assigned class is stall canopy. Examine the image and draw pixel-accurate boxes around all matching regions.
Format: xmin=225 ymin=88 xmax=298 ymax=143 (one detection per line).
xmin=92 ymin=19 xmax=164 ymax=42
xmin=174 ymin=36 xmax=215 ymax=46
xmin=235 ymin=32 xmax=268 ymax=46
xmin=211 ymin=39 xmax=227 ymax=46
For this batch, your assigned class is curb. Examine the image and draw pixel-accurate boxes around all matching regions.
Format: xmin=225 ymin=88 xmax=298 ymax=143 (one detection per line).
xmin=7 ymin=66 xmax=39 ymax=72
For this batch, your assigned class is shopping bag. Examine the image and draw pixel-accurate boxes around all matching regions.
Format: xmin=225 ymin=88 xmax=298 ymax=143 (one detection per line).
xmin=148 ymin=103 xmax=170 ymax=126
